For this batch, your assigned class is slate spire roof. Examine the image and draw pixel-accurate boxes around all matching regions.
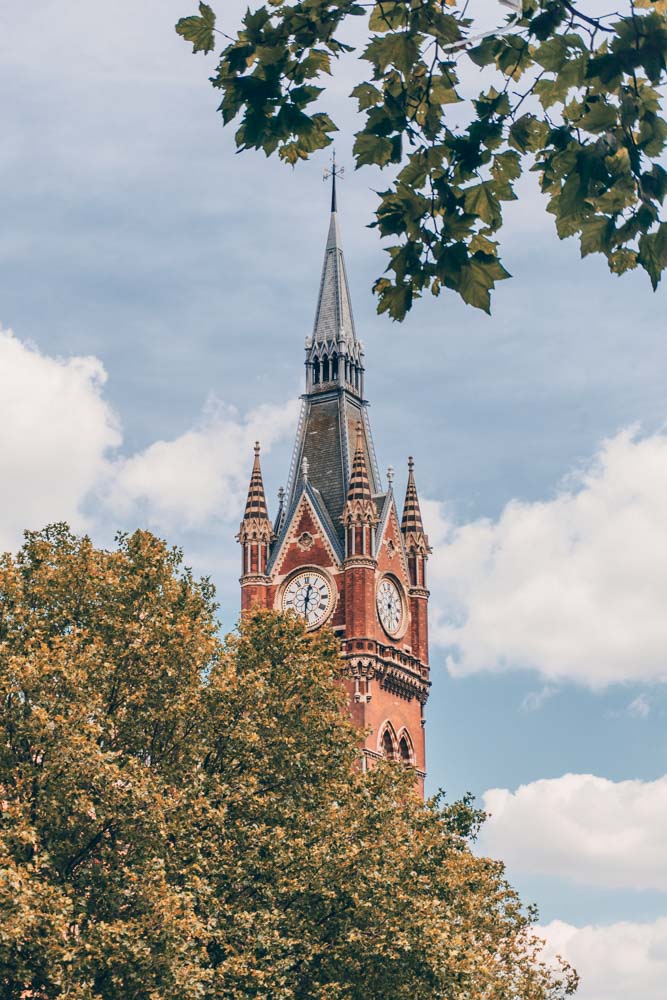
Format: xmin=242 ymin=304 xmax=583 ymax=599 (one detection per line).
xmin=280 ymin=179 xmax=381 ymax=547
xmin=346 ymin=422 xmax=373 ymax=504
xmin=401 ymin=457 xmax=430 ymax=555
xmin=401 ymin=457 xmax=424 ymax=534
xmin=312 ymin=175 xmax=357 ymax=346
xmin=243 ymin=442 xmax=269 ymax=521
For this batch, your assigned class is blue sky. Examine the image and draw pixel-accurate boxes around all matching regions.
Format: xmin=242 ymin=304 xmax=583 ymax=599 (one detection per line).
xmin=2 ymin=2 xmax=666 ymax=995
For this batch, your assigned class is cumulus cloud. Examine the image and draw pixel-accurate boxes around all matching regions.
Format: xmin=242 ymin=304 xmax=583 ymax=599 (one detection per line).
xmin=479 ymin=773 xmax=667 ymax=891
xmin=0 ymin=327 xmax=120 ymax=551
xmin=107 ymin=396 xmax=300 ymax=530
xmin=0 ymin=327 xmax=297 ymax=550
xmin=424 ymin=427 xmax=667 ymax=687
xmin=539 ymin=917 xmax=667 ymax=1000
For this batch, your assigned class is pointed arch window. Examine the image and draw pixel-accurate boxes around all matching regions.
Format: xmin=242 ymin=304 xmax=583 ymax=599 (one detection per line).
xmin=398 ymin=730 xmax=414 ymax=765
xmin=313 ymin=358 xmax=320 ymax=384
xmin=381 ymin=725 xmax=397 ymax=760
xmin=331 ymin=352 xmax=338 ymax=380
xmin=322 ymin=356 xmax=330 ymax=382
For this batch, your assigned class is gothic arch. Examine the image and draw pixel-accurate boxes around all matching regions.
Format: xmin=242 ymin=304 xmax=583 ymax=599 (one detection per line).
xmin=379 ymin=721 xmax=398 ymax=760
xmin=397 ymin=728 xmax=415 ymax=765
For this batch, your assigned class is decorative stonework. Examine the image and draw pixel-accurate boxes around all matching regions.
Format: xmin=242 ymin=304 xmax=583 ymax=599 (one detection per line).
xmin=297 ymin=531 xmax=314 ymax=550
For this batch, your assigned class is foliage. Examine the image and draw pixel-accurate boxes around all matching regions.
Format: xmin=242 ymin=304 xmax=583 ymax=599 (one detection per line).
xmin=0 ymin=525 xmax=578 ymax=998
xmin=176 ymin=0 xmax=667 ymax=317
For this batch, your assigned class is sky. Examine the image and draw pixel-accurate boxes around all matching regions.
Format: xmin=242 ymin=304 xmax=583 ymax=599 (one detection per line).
xmin=1 ymin=1 xmax=666 ymax=996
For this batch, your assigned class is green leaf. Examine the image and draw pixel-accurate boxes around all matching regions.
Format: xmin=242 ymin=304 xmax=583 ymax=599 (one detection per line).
xmin=363 ymin=33 xmax=421 ymax=76
xmin=351 ymin=82 xmax=382 ymax=110
xmin=509 ymin=114 xmax=548 ymax=153
xmin=458 ymin=254 xmax=511 ymax=314
xmin=374 ymin=277 xmax=413 ymax=320
xmin=175 ymin=2 xmax=216 ymax=54
xmin=354 ymin=133 xmax=395 ymax=168
xmin=579 ymin=216 xmax=611 ymax=257
xmin=369 ymin=1 xmax=408 ymax=32
xmin=579 ymin=101 xmax=618 ymax=133
xmin=638 ymin=222 xmax=667 ymax=289
xmin=492 ymin=150 xmax=521 ymax=184
xmin=464 ymin=183 xmax=502 ymax=228
xmin=608 ymin=248 xmax=639 ymax=274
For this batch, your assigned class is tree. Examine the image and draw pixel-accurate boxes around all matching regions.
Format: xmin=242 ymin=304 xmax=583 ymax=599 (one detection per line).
xmin=0 ymin=525 xmax=577 ymax=998
xmin=176 ymin=0 xmax=667 ymax=317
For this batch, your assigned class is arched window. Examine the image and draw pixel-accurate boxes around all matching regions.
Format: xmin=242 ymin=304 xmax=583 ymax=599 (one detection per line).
xmin=313 ymin=358 xmax=320 ymax=384
xmin=354 ymin=366 xmax=360 ymax=390
xmin=331 ymin=352 xmax=338 ymax=379
xmin=398 ymin=729 xmax=414 ymax=764
xmin=381 ymin=725 xmax=396 ymax=760
xmin=322 ymin=356 xmax=330 ymax=382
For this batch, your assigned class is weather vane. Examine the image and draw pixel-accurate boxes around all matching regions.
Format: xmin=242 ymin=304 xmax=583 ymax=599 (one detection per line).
xmin=324 ymin=149 xmax=344 ymax=211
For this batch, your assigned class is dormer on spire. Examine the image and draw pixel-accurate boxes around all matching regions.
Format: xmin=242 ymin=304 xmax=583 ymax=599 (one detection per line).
xmin=401 ymin=457 xmax=430 ymax=586
xmin=237 ymin=442 xmax=273 ymax=584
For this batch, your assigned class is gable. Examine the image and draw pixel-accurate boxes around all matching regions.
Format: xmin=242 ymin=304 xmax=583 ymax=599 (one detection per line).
xmin=375 ymin=495 xmax=411 ymax=588
xmin=270 ymin=491 xmax=342 ymax=579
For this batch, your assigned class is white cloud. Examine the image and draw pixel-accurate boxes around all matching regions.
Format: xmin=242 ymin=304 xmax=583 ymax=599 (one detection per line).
xmin=107 ymin=396 xmax=299 ymax=530
xmin=520 ymin=686 xmax=556 ymax=712
xmin=0 ymin=327 xmax=297 ymax=551
xmin=479 ymin=773 xmax=667 ymax=891
xmin=424 ymin=427 xmax=667 ymax=687
xmin=628 ymin=694 xmax=651 ymax=719
xmin=539 ymin=917 xmax=667 ymax=1000
xmin=0 ymin=327 xmax=120 ymax=552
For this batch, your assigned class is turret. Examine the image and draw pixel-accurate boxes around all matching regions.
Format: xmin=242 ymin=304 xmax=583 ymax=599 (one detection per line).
xmin=237 ymin=442 xmax=273 ymax=609
xmin=342 ymin=422 xmax=379 ymax=559
xmin=401 ymin=457 xmax=431 ymax=664
xmin=341 ymin=422 xmax=378 ymax=640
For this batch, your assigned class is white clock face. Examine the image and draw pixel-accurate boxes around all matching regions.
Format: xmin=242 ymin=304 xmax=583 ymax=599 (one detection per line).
xmin=282 ymin=570 xmax=333 ymax=629
xmin=377 ymin=577 xmax=403 ymax=635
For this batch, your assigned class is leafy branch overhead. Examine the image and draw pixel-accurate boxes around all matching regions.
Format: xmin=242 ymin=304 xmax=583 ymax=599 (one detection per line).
xmin=177 ymin=1 xmax=667 ymax=317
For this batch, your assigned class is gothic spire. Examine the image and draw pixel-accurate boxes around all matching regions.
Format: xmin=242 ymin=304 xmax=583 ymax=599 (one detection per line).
xmin=342 ymin=422 xmax=378 ymax=538
xmin=401 ymin=457 xmax=430 ymax=556
xmin=312 ymin=164 xmax=356 ymax=346
xmin=243 ymin=442 xmax=269 ymax=521
xmin=346 ymin=422 xmax=372 ymax=504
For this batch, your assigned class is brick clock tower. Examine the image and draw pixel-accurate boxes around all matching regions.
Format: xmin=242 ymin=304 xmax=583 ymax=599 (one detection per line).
xmin=238 ymin=176 xmax=431 ymax=790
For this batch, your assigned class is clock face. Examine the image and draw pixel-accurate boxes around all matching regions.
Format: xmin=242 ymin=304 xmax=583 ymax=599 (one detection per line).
xmin=377 ymin=577 xmax=403 ymax=635
xmin=282 ymin=570 xmax=333 ymax=629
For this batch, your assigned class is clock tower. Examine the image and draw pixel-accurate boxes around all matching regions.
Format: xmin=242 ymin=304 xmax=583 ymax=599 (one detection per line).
xmin=237 ymin=177 xmax=431 ymax=790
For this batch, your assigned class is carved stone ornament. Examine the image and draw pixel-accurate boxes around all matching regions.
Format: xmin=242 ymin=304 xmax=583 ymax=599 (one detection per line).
xmin=297 ymin=531 xmax=314 ymax=550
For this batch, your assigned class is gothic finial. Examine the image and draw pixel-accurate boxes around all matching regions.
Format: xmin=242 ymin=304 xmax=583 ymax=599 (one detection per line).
xmin=408 ymin=455 xmax=414 ymax=472
xmin=302 ymin=456 xmax=309 ymax=484
xmin=355 ymin=420 xmax=364 ymax=449
xmin=387 ymin=465 xmax=395 ymax=488
xmin=278 ymin=486 xmax=285 ymax=504
xmin=254 ymin=441 xmax=261 ymax=457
